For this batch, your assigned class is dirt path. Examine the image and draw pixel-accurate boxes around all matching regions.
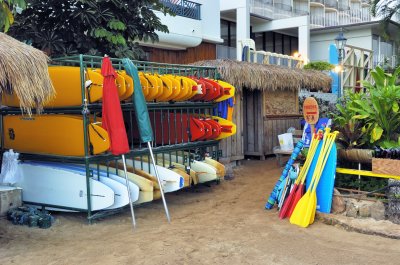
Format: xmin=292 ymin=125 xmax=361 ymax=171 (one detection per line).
xmin=1 ymin=159 xmax=400 ymax=265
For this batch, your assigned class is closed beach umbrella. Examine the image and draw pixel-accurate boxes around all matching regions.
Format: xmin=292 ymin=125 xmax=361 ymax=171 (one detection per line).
xmin=123 ymin=58 xmax=170 ymax=223
xmin=101 ymin=56 xmax=135 ymax=228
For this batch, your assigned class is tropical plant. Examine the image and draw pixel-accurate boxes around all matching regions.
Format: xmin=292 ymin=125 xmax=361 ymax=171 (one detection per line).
xmin=371 ymin=0 xmax=400 ymax=39
xmin=332 ymin=92 xmax=369 ymax=149
xmin=351 ymin=66 xmax=400 ymax=147
xmin=0 ymin=0 xmax=25 ymax=32
xmin=9 ymin=0 xmax=172 ymax=58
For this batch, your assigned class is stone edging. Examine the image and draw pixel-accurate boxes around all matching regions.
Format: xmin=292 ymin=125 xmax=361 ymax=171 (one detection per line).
xmin=316 ymin=213 xmax=400 ymax=240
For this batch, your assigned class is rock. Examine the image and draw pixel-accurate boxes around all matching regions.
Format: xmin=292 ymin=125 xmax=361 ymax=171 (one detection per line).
xmin=359 ymin=204 xmax=371 ymax=218
xmin=331 ymin=189 xmax=346 ymax=214
xmin=370 ymin=200 xmax=386 ymax=221
xmin=387 ymin=179 xmax=400 ymax=224
xmin=346 ymin=202 xmax=358 ymax=218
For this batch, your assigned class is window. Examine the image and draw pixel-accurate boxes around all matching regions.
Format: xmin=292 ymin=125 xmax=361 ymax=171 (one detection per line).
xmin=220 ymin=19 xmax=237 ymax=48
xmin=221 ymin=20 xmax=229 ymax=47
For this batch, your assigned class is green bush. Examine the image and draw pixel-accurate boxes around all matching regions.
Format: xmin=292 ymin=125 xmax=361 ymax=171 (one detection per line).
xmin=304 ymin=61 xmax=334 ymax=71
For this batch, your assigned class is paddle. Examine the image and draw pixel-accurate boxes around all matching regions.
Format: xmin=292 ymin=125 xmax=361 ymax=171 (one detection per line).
xmin=290 ymin=130 xmax=338 ymax=228
xmin=308 ymin=132 xmax=339 ymax=225
xmin=289 ymin=130 xmax=333 ymax=227
xmin=279 ymin=132 xmax=321 ymax=219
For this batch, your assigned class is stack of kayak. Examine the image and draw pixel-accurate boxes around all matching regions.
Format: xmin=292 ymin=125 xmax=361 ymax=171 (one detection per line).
xmin=2 ymin=66 xmax=235 ymax=106
xmin=1 ymin=63 xmax=234 ymax=212
xmin=15 ymin=154 xmax=225 ymax=211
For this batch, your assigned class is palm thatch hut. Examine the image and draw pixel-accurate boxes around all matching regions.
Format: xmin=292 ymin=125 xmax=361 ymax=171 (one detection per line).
xmin=193 ymin=59 xmax=332 ymax=162
xmin=0 ymin=33 xmax=55 ymax=114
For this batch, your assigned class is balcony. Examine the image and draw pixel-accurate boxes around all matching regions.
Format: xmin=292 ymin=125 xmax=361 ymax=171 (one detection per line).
xmin=310 ymin=0 xmax=325 ymax=5
xmin=310 ymin=14 xmax=325 ymax=27
xmin=159 ymin=0 xmax=201 ymax=20
xmin=310 ymin=8 xmax=371 ymax=28
xmin=338 ymin=0 xmax=350 ymax=10
xmin=325 ymin=0 xmax=338 ymax=9
xmin=250 ymin=0 xmax=309 ymax=19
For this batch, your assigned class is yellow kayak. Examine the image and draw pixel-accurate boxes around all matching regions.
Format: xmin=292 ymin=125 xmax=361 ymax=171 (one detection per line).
xmin=117 ymin=70 xmax=134 ymax=101
xmin=2 ymin=66 xmax=105 ymax=107
xmin=212 ymin=116 xmax=237 ymax=140
xmin=3 ymin=114 xmax=110 ymax=156
xmin=215 ymin=80 xmax=235 ymax=102
xmin=156 ymin=75 xmax=174 ymax=102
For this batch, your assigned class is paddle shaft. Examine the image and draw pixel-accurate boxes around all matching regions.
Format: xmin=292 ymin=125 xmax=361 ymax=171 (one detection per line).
xmin=121 ymin=154 xmax=136 ymax=229
xmin=296 ymin=133 xmax=320 ymax=185
xmin=148 ymin=142 xmax=171 ymax=223
xmin=310 ymin=133 xmax=338 ymax=193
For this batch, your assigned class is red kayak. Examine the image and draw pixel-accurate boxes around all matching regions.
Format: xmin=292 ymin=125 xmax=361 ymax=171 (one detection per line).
xmin=200 ymin=78 xmax=220 ymax=101
xmin=202 ymin=118 xmax=222 ymax=139
xmin=197 ymin=119 xmax=213 ymax=141
xmin=148 ymin=112 xmax=206 ymax=144
xmin=188 ymin=77 xmax=207 ymax=101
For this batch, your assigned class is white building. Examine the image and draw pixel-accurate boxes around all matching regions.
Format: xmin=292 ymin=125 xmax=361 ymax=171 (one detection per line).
xmin=141 ymin=0 xmax=398 ymax=68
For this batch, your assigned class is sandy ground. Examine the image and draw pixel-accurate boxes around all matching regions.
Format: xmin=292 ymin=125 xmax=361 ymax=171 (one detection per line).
xmin=1 ymin=159 xmax=400 ymax=265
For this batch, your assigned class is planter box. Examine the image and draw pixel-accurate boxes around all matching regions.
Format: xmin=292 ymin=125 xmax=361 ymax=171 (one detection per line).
xmin=0 ymin=186 xmax=22 ymax=216
xmin=372 ymin=158 xmax=400 ymax=176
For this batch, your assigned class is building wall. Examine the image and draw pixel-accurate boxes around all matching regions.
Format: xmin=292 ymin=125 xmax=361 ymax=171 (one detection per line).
xmin=310 ymin=28 xmax=373 ymax=62
xmin=146 ymin=42 xmax=216 ymax=64
xmin=140 ymin=0 xmax=222 ymax=50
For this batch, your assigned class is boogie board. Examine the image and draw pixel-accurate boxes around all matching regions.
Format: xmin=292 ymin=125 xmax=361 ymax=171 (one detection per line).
xmin=16 ymin=163 xmax=115 ymax=211
xmin=3 ymin=115 xmax=110 ymax=156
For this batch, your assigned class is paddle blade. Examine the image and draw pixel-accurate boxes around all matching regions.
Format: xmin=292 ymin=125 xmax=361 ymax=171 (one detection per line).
xmin=290 ymin=190 xmax=317 ymax=228
xmin=279 ymin=184 xmax=298 ymax=219
xmin=289 ymin=191 xmax=311 ymax=227
xmin=288 ymin=184 xmax=305 ymax=217
xmin=309 ymin=194 xmax=318 ymax=225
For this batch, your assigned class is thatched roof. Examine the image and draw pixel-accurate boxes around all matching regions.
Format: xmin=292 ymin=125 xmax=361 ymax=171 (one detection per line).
xmin=193 ymin=59 xmax=332 ymax=92
xmin=0 ymin=33 xmax=55 ymax=113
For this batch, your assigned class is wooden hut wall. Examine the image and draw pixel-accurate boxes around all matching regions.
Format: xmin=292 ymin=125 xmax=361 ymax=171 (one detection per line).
xmin=242 ymin=89 xmax=301 ymax=158
xmin=263 ymin=115 xmax=302 ymax=155
xmin=263 ymin=90 xmax=301 ymax=155
xmin=219 ymin=93 xmax=244 ymax=163
xmin=243 ymin=89 xmax=264 ymax=157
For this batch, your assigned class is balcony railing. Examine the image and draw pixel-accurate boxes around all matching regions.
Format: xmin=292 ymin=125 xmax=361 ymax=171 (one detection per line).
xmin=339 ymin=2 xmax=350 ymax=10
xmin=324 ymin=0 xmax=338 ymax=9
xmin=310 ymin=0 xmax=325 ymax=4
xmin=160 ymin=0 xmax=201 ymax=20
xmin=310 ymin=14 xmax=325 ymax=27
xmin=310 ymin=8 xmax=371 ymax=28
xmin=250 ymin=0 xmax=309 ymax=19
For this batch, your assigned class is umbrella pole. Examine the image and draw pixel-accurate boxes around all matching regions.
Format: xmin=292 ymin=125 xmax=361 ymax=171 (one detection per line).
xmin=121 ymin=154 xmax=136 ymax=229
xmin=147 ymin=142 xmax=171 ymax=223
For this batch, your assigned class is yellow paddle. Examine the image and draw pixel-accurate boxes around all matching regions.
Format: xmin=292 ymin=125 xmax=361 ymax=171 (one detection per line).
xmin=290 ymin=129 xmax=336 ymax=227
xmin=279 ymin=132 xmax=322 ymax=219
xmin=308 ymin=131 xmax=338 ymax=225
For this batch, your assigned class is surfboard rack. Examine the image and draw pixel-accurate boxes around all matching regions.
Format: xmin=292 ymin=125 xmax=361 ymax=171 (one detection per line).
xmin=0 ymin=54 xmax=225 ymax=223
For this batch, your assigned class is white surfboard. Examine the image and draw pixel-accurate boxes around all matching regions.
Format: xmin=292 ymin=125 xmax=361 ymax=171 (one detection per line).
xmin=125 ymin=159 xmax=183 ymax=192
xmin=15 ymin=163 xmax=114 ymax=211
xmin=30 ymin=162 xmax=134 ymax=209
xmin=167 ymin=155 xmax=218 ymax=183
